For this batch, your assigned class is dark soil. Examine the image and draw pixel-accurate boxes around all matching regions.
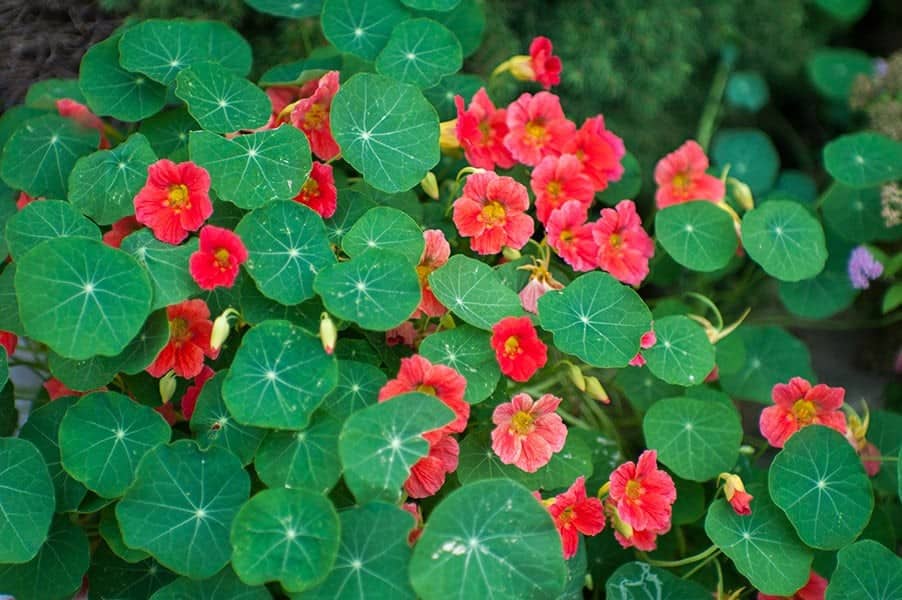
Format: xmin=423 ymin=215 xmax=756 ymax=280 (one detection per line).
xmin=0 ymin=0 xmax=121 ymax=110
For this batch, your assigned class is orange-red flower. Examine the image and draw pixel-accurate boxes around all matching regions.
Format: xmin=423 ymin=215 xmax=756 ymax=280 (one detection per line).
xmin=759 ymin=377 xmax=847 ymax=448
xmin=405 ymin=431 xmax=459 ymax=498
xmin=452 ymin=171 xmax=534 ymax=255
xmin=758 ymin=571 xmax=827 ymax=600
xmin=531 ymin=154 xmax=595 ymax=225
xmin=504 ymin=92 xmax=575 ymax=166
xmin=0 ymin=331 xmax=17 ymax=357
xmin=378 ymin=354 xmax=469 ymax=435
xmin=592 ymin=200 xmax=655 ymax=287
xmin=562 ymin=115 xmax=625 ymax=191
xmin=413 ymin=229 xmax=450 ymax=317
xmin=654 ymin=140 xmax=725 ymax=209
xmin=147 ymin=299 xmax=219 ymax=379
xmin=609 ymin=450 xmax=676 ymax=533
xmin=525 ymin=36 xmax=562 ymax=89
xmin=490 ymin=316 xmax=548 ymax=382
xmin=545 ymin=201 xmax=598 ymax=272
xmin=491 ymin=392 xmax=566 ymax=472
xmin=454 ymin=88 xmax=515 ymax=170
xmin=180 ymin=365 xmax=215 ymax=421
xmin=133 ymin=159 xmax=213 ymax=245
xmin=293 ymin=162 xmax=337 ymax=218
xmin=189 ymin=225 xmax=248 ymax=290
xmin=290 ymin=71 xmax=340 ymax=160
xmin=544 ymin=476 xmax=604 ymax=558
xmin=102 ymin=216 xmax=142 ymax=248
xmin=719 ymin=473 xmax=753 ymax=516
xmin=56 ymin=98 xmax=109 ymax=148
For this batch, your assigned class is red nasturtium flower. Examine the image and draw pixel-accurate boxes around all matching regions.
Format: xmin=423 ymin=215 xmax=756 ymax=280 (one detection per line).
xmin=102 ymin=216 xmax=142 ymax=248
xmin=44 ymin=378 xmax=93 ymax=401
xmin=628 ymin=330 xmax=657 ymax=367
xmin=180 ymin=365 xmax=215 ymax=422
xmin=543 ymin=476 xmax=605 ymax=559
xmin=719 ymin=472 xmax=753 ymax=516
xmin=385 ymin=321 xmax=418 ymax=348
xmin=147 ymin=299 xmax=219 ymax=379
xmin=504 ymin=91 xmax=575 ymax=166
xmin=562 ymin=115 xmax=625 ymax=191
xmin=759 ymin=377 xmax=847 ymax=448
xmin=654 ymin=140 xmax=725 ymax=209
xmin=758 ymin=571 xmax=828 ymax=600
xmin=189 ymin=225 xmax=248 ymax=290
xmin=293 ymin=162 xmax=337 ymax=218
xmin=405 ymin=431 xmax=459 ymax=499
xmin=134 ymin=159 xmax=213 ymax=245
xmin=57 ymin=98 xmax=109 ymax=148
xmin=290 ymin=71 xmax=340 ymax=161
xmin=454 ymin=88 xmax=515 ymax=170
xmin=401 ymin=502 xmax=424 ymax=545
xmin=414 ymin=229 xmax=450 ymax=317
xmin=530 ymin=153 xmax=595 ymax=225
xmin=524 ymin=36 xmax=563 ymax=89
xmin=608 ymin=450 xmax=676 ymax=547
xmin=378 ymin=354 xmax=469 ymax=435
xmin=0 ymin=331 xmax=17 ymax=357
xmin=452 ymin=171 xmax=534 ymax=255
xmin=16 ymin=192 xmax=42 ymax=210
xmin=545 ymin=200 xmax=598 ymax=272
xmin=490 ymin=316 xmax=548 ymax=382
xmin=592 ymin=199 xmax=655 ymax=287
xmin=491 ymin=392 xmax=566 ymax=472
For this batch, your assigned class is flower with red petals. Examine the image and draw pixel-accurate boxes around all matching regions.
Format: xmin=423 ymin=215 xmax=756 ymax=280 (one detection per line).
xmin=545 ymin=201 xmax=598 ymax=272
xmin=654 ymin=140 xmax=725 ymax=209
xmin=189 ymin=225 xmax=248 ymax=290
xmin=102 ymin=216 xmax=142 ymax=248
xmin=605 ymin=500 xmax=665 ymax=552
xmin=405 ymin=431 xmax=459 ymax=498
xmin=180 ymin=365 xmax=215 ymax=422
xmin=490 ymin=316 xmax=548 ymax=382
xmin=562 ymin=116 xmax=626 ymax=191
xmin=147 ymin=299 xmax=219 ymax=379
xmin=43 ymin=378 xmax=93 ymax=401
xmin=155 ymin=402 xmax=178 ymax=426
xmin=0 ymin=331 xmax=16 ymax=357
xmin=531 ymin=154 xmax=595 ymax=225
xmin=519 ymin=267 xmax=562 ymax=314
xmin=544 ymin=476 xmax=604 ymax=558
xmin=759 ymin=377 xmax=847 ymax=448
xmin=454 ymin=89 xmax=515 ymax=170
xmin=290 ymin=71 xmax=340 ymax=160
xmin=379 ymin=354 xmax=469 ymax=435
xmin=504 ymin=92 xmax=575 ymax=166
xmin=57 ymin=98 xmax=109 ymax=148
xmin=719 ymin=473 xmax=753 ymax=516
xmin=414 ymin=229 xmax=450 ymax=317
xmin=293 ymin=162 xmax=337 ymax=218
xmin=401 ymin=502 xmax=424 ymax=545
xmin=16 ymin=192 xmax=42 ymax=210
xmin=592 ymin=199 xmax=655 ymax=286
xmin=385 ymin=321 xmax=418 ymax=348
xmin=491 ymin=392 xmax=566 ymax=472
xmin=758 ymin=571 xmax=828 ymax=600
xmin=628 ymin=330 xmax=657 ymax=367
xmin=526 ymin=36 xmax=562 ymax=89
xmin=134 ymin=159 xmax=212 ymax=245
xmin=609 ymin=450 xmax=676 ymax=533
xmin=452 ymin=171 xmax=534 ymax=255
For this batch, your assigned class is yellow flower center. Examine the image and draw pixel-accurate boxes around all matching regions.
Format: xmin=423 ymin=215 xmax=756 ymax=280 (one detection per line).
xmin=503 ymin=335 xmax=522 ymax=358
xmin=609 ymin=233 xmax=622 ymax=248
xmin=481 ymin=201 xmax=507 ymax=227
xmin=672 ymin=172 xmax=691 ymax=192
xmin=510 ymin=409 xmax=535 ymax=435
xmin=625 ymin=479 xmax=643 ymax=501
xmin=525 ymin=119 xmax=546 ymax=146
xmin=546 ymin=180 xmax=562 ymax=198
xmin=213 ymin=248 xmax=231 ymax=270
xmin=559 ymin=229 xmax=574 ymax=244
xmin=416 ymin=384 xmax=437 ymax=396
xmin=304 ymin=102 xmax=327 ymax=130
xmin=167 ymin=184 xmax=190 ymax=211
xmin=302 ymin=177 xmax=320 ymax=197
xmin=558 ymin=506 xmax=575 ymax=527
xmin=791 ymin=399 xmax=817 ymax=424
xmin=478 ymin=121 xmax=492 ymax=144
xmin=416 ymin=264 xmax=433 ymax=287
xmin=169 ymin=317 xmax=190 ymax=345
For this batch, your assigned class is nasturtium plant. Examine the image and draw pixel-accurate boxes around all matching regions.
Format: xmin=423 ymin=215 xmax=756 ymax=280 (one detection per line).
xmin=0 ymin=4 xmax=899 ymax=599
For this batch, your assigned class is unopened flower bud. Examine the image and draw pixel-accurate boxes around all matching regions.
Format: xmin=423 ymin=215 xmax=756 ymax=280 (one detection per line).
xmin=210 ymin=308 xmax=239 ymax=351
xmin=439 ymin=119 xmax=460 ymax=152
xmin=502 ymin=246 xmax=521 ymax=261
xmin=319 ymin=312 xmax=337 ymax=355
xmin=728 ymin=177 xmax=754 ymax=211
xmin=439 ymin=312 xmax=456 ymax=330
xmin=420 ymin=172 xmax=439 ymax=200
xmin=718 ymin=472 xmax=753 ymax=516
xmin=565 ymin=362 xmax=586 ymax=392
xmin=585 ymin=376 xmax=609 ymax=404
xmin=159 ymin=370 xmax=177 ymax=404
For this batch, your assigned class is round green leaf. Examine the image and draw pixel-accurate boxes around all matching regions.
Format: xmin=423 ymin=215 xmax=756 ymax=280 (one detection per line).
xmin=238 ymin=277 xmax=322 ymax=331
xmin=606 ymin=561 xmax=709 ymax=599
xmin=0 ymin=114 xmax=99 ymax=198
xmin=868 ymin=410 xmax=902 ymax=495
xmin=807 ymin=48 xmax=873 ymax=101
xmin=190 ymin=127 xmax=311 ymax=209
xmin=140 ymin=107 xmax=199 ymax=160
xmin=175 ymin=62 xmax=271 ymax=134
xmin=88 ymin=545 xmax=176 ymax=599
xmin=16 ymin=237 xmax=152 ymax=360
xmin=419 ymin=0 xmax=484 ymax=58
xmin=321 ymin=0 xmax=409 ymax=60
xmin=742 ymin=200 xmax=828 ymax=282
xmin=403 ymin=0 xmax=458 ymax=8
xmin=778 ymin=241 xmax=858 ymax=319
xmin=259 ymin=54 xmax=344 ymax=87
xmin=320 ymin=359 xmax=386 ymax=419
xmin=223 ymin=320 xmax=338 ymax=430
xmin=705 ymin=492 xmax=813 ymax=596
xmin=718 ymin=326 xmax=816 ymax=404
xmin=342 ymin=206 xmax=424 ymax=265
xmin=725 ymin=71 xmax=769 ymax=112
xmin=376 ymin=18 xmax=462 ymax=89
xmin=643 ymin=396 xmax=742 ymax=481
xmin=246 ymin=0 xmax=322 ymax=17
xmin=774 ymin=170 xmax=818 ymax=205
xmin=422 ymin=74 xmax=481 ymax=121
xmin=331 ymin=73 xmax=439 ymax=193
xmin=254 ymin=412 xmax=342 ymax=493
xmin=827 ymin=539 xmax=902 ymax=599
xmin=0 ymin=266 xmax=22 ymax=336
xmin=339 ymin=392 xmax=454 ymax=503
xmin=235 ymin=201 xmax=334 ymax=304
xmin=299 ymin=503 xmax=415 ymax=599
xmin=769 ymin=425 xmax=873 ymax=549
xmin=655 ymin=201 xmax=738 ymax=272
xmin=429 ymin=255 xmax=524 ymax=330
xmin=410 ymin=479 xmax=566 ymax=599
xmin=822 ymin=184 xmax=899 ymax=243
xmin=48 ymin=349 xmax=121 ymax=392
xmin=100 ymin=507 xmax=150 ymax=563
xmin=79 ymin=35 xmax=167 ymax=122
xmin=315 ymin=249 xmax=421 ymax=331
xmin=18 ymin=397 xmax=88 ymax=512
xmin=150 ymin=566 xmax=272 ymax=600
xmin=0 ymin=516 xmax=90 ymax=600
xmin=614 ymin=366 xmax=685 ymax=413
xmin=59 ymin=391 xmax=171 ymax=498
xmin=118 ymin=20 xmax=252 ymax=85
xmin=0 ymin=437 xmax=55 ymax=563
xmin=190 ymin=371 xmax=266 ymax=466
xmin=121 ymin=229 xmax=201 ymax=311
xmin=824 ymin=132 xmax=902 ymax=189
xmin=230 ymin=488 xmax=340 ymax=593
xmin=69 ymin=133 xmax=158 ymax=224
xmin=420 ymin=324 xmax=500 ymax=403
xmin=815 ymin=0 xmax=870 ymax=22
xmin=712 ymin=129 xmax=779 ymax=195
xmin=5 ymin=199 xmax=100 ymax=261
xmin=539 ymin=271 xmax=652 ymax=368
xmin=643 ymin=315 xmax=715 ymax=386
xmin=25 ymin=78 xmax=85 ymax=109
xmin=324 ymin=188 xmax=376 ymax=244
xmin=117 ymin=440 xmax=251 ymax=579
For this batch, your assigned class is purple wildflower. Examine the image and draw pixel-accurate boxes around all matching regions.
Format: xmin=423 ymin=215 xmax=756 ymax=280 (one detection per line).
xmin=848 ymin=246 xmax=883 ymax=289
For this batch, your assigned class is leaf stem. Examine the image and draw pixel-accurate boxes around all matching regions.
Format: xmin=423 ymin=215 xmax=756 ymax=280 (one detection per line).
xmin=557 ymin=408 xmax=593 ymax=430
xmin=696 ymin=57 xmax=731 ymax=151
xmin=641 ymin=543 xmax=719 ymax=568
